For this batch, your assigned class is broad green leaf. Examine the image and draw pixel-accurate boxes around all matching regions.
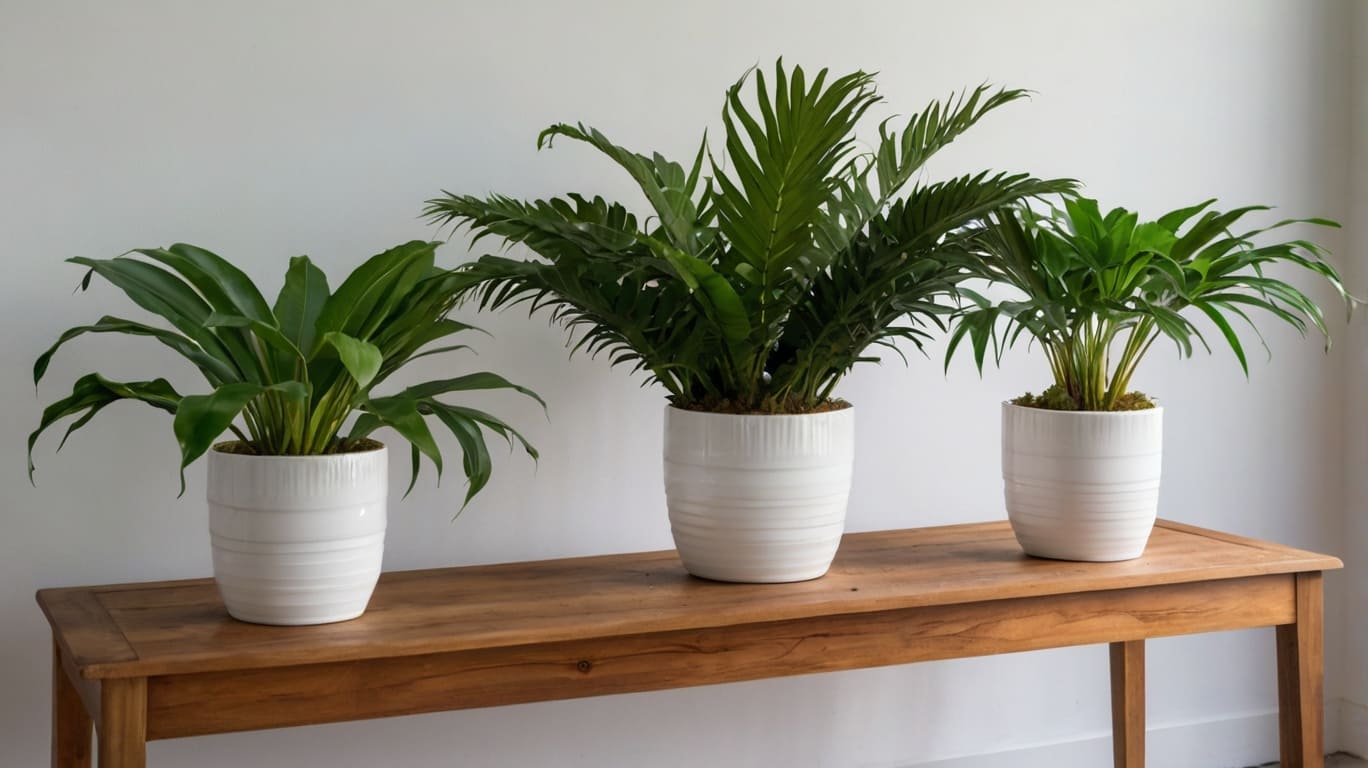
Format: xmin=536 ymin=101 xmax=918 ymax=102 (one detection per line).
xmin=397 ymin=372 xmax=547 ymax=408
xmin=429 ymin=406 xmax=492 ymax=508
xmin=28 ymin=374 xmax=181 ymax=483
xmin=322 ymin=332 xmax=382 ymax=392
xmin=314 ymin=240 xmax=438 ymax=340
xmin=141 ymin=244 xmax=274 ymax=322
xmin=172 ymin=382 xmax=263 ymax=493
xmin=33 ymin=316 xmax=235 ymax=386
xmin=205 ymin=312 xmax=305 ymax=364
xmin=430 ymin=402 xmax=539 ymax=461
xmin=37 ymin=241 xmax=536 ymax=508
xmin=273 ymin=255 xmax=330 ymax=355
xmin=67 ymin=256 xmax=234 ymax=364
xmin=134 ymin=245 xmax=276 ymax=380
xmin=362 ymin=396 xmax=442 ymax=496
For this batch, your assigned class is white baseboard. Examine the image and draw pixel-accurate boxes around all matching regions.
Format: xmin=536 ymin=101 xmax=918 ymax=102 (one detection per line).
xmin=899 ymin=711 xmax=1281 ymax=768
xmin=1341 ymin=697 xmax=1368 ymax=757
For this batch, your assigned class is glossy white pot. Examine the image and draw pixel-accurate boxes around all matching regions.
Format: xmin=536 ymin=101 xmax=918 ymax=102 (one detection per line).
xmin=207 ymin=443 xmax=388 ymax=625
xmin=663 ymin=406 xmax=854 ymax=583
xmin=1002 ymin=403 xmax=1163 ymax=561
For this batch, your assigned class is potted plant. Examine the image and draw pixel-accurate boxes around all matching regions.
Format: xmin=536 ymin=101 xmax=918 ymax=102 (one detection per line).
xmin=29 ymin=240 xmax=540 ymax=624
xmin=947 ymin=197 xmax=1352 ymax=561
xmin=425 ymin=61 xmax=1070 ymax=582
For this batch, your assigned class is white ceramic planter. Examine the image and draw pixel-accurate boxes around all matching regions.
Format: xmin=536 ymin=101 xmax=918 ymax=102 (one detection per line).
xmin=663 ymin=406 xmax=855 ymax=583
xmin=1002 ymin=403 xmax=1163 ymax=562
xmin=207 ymin=443 xmax=388 ymax=625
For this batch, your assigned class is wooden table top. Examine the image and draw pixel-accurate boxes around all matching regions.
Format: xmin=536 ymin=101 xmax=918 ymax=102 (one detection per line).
xmin=38 ymin=520 xmax=1340 ymax=680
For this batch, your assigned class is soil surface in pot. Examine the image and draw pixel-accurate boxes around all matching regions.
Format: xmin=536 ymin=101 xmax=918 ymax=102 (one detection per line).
xmin=672 ymin=397 xmax=852 ymax=415
xmin=212 ymin=438 xmax=385 ymax=456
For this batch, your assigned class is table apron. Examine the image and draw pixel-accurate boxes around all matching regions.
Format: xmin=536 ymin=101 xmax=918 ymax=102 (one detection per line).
xmin=144 ymin=573 xmax=1297 ymax=740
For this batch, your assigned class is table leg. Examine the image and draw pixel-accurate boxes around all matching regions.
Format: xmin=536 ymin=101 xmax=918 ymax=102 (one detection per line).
xmin=98 ymin=678 xmax=147 ymax=768
xmin=52 ymin=638 xmax=92 ymax=768
xmin=1110 ymin=640 xmax=1145 ymax=767
xmin=1277 ymin=571 xmax=1324 ymax=767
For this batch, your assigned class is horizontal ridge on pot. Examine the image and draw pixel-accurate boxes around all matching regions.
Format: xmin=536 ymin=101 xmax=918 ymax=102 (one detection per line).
xmin=1001 ymin=403 xmax=1162 ymax=562
xmin=664 ymin=406 xmax=854 ymax=583
xmin=208 ymin=445 xmax=388 ymax=626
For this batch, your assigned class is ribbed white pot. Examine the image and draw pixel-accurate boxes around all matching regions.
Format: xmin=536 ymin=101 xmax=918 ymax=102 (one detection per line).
xmin=1002 ymin=403 xmax=1163 ymax=562
xmin=207 ymin=443 xmax=388 ymax=625
xmin=663 ymin=406 xmax=854 ymax=583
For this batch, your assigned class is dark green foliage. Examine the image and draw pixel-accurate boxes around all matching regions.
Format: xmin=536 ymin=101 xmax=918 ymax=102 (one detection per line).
xmin=949 ymin=198 xmax=1352 ymax=411
xmin=427 ymin=61 xmax=1072 ymax=412
xmin=30 ymin=241 xmax=540 ymax=503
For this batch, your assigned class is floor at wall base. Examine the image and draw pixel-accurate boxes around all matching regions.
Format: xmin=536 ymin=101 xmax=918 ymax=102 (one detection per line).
xmin=902 ymin=710 xmax=1286 ymax=768
xmin=1341 ymin=697 xmax=1368 ymax=758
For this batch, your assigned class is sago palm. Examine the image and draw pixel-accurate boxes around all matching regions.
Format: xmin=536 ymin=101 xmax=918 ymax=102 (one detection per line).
xmin=427 ymin=61 xmax=1073 ymax=412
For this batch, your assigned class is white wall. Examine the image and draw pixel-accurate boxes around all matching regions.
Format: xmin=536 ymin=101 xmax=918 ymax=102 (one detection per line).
xmin=1 ymin=1 xmax=1358 ymax=765
xmin=1343 ymin=0 xmax=1368 ymax=755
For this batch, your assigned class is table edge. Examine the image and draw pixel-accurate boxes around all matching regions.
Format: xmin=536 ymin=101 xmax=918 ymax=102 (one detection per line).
xmin=38 ymin=520 xmax=1343 ymax=679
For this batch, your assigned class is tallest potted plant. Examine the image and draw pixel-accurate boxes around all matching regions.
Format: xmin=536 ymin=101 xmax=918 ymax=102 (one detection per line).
xmin=427 ymin=61 xmax=1070 ymax=582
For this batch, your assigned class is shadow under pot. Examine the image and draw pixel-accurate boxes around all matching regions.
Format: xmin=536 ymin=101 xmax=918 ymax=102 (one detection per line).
xmin=1001 ymin=403 xmax=1163 ymax=562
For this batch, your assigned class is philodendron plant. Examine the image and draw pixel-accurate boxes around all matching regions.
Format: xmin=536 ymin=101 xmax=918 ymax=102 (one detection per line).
xmin=29 ymin=240 xmax=540 ymax=503
xmin=947 ymin=197 xmax=1353 ymax=410
xmin=425 ymin=61 xmax=1072 ymax=413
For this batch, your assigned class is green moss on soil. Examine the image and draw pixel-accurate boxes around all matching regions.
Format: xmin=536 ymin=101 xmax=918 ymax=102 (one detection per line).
xmin=1012 ymin=384 xmax=1156 ymax=412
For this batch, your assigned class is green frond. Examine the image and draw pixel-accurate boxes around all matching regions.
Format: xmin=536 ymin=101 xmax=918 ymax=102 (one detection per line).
xmin=431 ymin=61 xmax=1044 ymax=412
xmin=949 ymin=197 xmax=1351 ymax=410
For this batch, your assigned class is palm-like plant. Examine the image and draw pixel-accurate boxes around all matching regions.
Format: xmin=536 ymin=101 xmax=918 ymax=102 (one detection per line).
xmin=29 ymin=240 xmax=540 ymax=502
xmin=425 ymin=61 xmax=1073 ymax=413
xmin=947 ymin=198 xmax=1352 ymax=411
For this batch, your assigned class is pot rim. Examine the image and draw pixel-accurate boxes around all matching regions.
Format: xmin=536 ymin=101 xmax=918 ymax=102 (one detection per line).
xmin=1001 ymin=401 xmax=1162 ymax=417
xmin=665 ymin=403 xmax=854 ymax=418
xmin=209 ymin=440 xmax=388 ymax=460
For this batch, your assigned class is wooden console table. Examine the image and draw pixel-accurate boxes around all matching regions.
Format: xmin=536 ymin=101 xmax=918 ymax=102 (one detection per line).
xmin=39 ymin=520 xmax=1339 ymax=768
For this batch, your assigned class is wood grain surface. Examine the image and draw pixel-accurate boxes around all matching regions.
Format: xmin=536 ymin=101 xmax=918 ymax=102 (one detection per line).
xmin=1278 ymin=572 xmax=1326 ymax=767
xmin=38 ymin=520 xmax=1340 ymax=681
xmin=138 ymin=574 xmax=1295 ymax=739
xmin=39 ymin=520 xmax=1340 ymax=766
xmin=1110 ymin=639 xmax=1145 ymax=767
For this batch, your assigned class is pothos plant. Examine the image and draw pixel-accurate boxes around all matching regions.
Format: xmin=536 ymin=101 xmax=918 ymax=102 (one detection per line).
xmin=28 ymin=240 xmax=540 ymax=503
xmin=947 ymin=197 xmax=1353 ymax=411
xmin=425 ymin=61 xmax=1073 ymax=413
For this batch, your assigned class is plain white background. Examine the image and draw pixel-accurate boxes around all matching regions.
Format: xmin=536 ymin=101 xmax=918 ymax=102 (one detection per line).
xmin=2 ymin=1 xmax=1364 ymax=765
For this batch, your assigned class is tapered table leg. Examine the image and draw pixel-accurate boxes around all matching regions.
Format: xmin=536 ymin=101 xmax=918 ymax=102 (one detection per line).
xmin=1277 ymin=571 xmax=1325 ymax=767
xmin=52 ymin=638 xmax=92 ymax=768
xmin=98 ymin=677 xmax=146 ymax=768
xmin=1110 ymin=639 xmax=1145 ymax=767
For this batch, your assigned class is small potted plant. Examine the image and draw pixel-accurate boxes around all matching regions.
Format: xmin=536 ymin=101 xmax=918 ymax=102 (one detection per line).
xmin=29 ymin=240 xmax=540 ymax=624
xmin=947 ymin=197 xmax=1352 ymax=561
xmin=425 ymin=61 xmax=1069 ymax=582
